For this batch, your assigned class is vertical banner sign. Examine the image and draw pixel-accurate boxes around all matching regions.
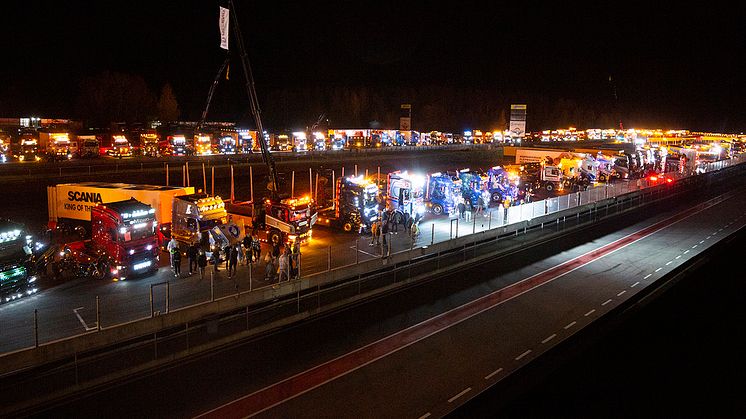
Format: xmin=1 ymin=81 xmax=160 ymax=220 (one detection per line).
xmin=509 ymin=104 xmax=527 ymax=139
xmin=219 ymin=6 xmax=230 ymax=50
xmin=399 ymin=104 xmax=412 ymax=131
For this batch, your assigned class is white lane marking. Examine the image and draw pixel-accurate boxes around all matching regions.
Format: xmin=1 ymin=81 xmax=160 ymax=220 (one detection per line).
xmin=665 ymin=261 xmax=672 ymax=266
xmin=484 ymin=368 xmax=503 ymax=380
xmin=699 ymin=240 xmax=704 ymax=244
xmin=644 ymin=274 xmax=652 ymax=279
xmin=418 ymin=413 xmax=431 ymax=419
xmin=631 ymin=281 xmax=640 ymax=288
xmin=617 ymin=290 xmax=627 ymax=297
xmin=719 ymin=228 xmax=723 ymax=232
xmin=73 ymin=307 xmax=96 ymax=331
xmin=515 ymin=349 xmax=532 ymax=361
xmin=706 ymin=236 xmax=711 ymax=240
xmin=351 ymin=246 xmax=378 ymax=258
xmin=655 ymin=267 xmax=662 ymax=272
xmin=675 ymin=255 xmax=681 ymax=259
xmin=564 ymin=321 xmax=577 ymax=330
xmin=684 ymin=250 xmax=690 ymax=254
xmin=585 ymin=309 xmax=596 ymax=316
xmin=448 ymin=387 xmax=471 ymax=403
xmin=542 ymin=334 xmax=557 ymax=344
xmin=602 ymin=299 xmax=612 ymax=306
xmin=692 ymin=245 xmax=698 ymax=248
xmin=713 ymin=232 xmax=718 ymax=235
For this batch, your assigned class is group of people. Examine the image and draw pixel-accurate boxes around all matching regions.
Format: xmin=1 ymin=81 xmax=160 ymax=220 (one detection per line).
xmin=456 ymin=194 xmax=487 ymax=222
xmin=166 ymin=233 xmax=264 ymax=280
xmin=263 ymin=240 xmax=301 ymax=282
xmin=368 ymin=207 xmax=422 ymax=251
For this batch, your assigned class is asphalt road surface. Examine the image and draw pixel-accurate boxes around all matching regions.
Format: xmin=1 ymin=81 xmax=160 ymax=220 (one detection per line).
xmin=31 ymin=182 xmax=746 ymax=418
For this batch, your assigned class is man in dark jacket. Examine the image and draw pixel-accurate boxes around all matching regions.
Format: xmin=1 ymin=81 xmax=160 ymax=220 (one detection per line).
xmin=186 ymin=243 xmax=198 ymax=275
xmin=228 ymin=244 xmax=239 ymax=278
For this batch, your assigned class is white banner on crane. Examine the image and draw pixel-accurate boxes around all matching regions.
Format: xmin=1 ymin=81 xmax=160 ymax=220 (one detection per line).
xmin=219 ymin=6 xmax=230 ymax=50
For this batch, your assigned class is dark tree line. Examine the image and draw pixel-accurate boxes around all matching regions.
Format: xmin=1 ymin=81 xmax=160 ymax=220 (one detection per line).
xmin=74 ymin=71 xmax=179 ymax=127
xmin=70 ymin=71 xmax=624 ymax=131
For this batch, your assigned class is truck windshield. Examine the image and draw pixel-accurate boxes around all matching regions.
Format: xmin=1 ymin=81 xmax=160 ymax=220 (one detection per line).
xmin=120 ymin=225 xmax=156 ymax=242
xmin=363 ymin=190 xmax=377 ymax=207
xmin=0 ymin=242 xmax=27 ymax=262
xmin=290 ymin=209 xmax=309 ymax=222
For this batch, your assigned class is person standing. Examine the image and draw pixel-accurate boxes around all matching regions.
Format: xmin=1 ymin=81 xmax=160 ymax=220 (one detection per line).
xmin=167 ymin=237 xmax=179 ymax=271
xmin=197 ymin=249 xmax=207 ymax=280
xmin=228 ymin=244 xmax=239 ymax=278
xmin=475 ymin=195 xmax=485 ymax=217
xmin=172 ymin=246 xmax=181 ymax=277
xmin=457 ymin=200 xmax=466 ymax=220
xmin=464 ymin=199 xmax=473 ymax=222
xmin=277 ymin=247 xmax=289 ymax=282
xmin=186 ymin=243 xmax=198 ymax=275
xmin=263 ymin=251 xmax=275 ymax=281
xmin=291 ymin=240 xmax=301 ymax=279
xmin=252 ymin=234 xmax=261 ymax=263
xmin=369 ymin=220 xmax=379 ymax=246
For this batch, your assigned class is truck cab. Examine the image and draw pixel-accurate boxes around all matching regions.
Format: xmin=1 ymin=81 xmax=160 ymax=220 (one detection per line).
xmin=218 ymin=134 xmax=237 ymax=154
xmin=486 ymin=166 xmax=519 ymax=205
xmin=292 ymin=132 xmax=308 ymax=152
xmin=0 ymin=220 xmax=38 ymax=303
xmin=318 ymin=176 xmax=380 ymax=232
xmin=457 ymin=169 xmax=491 ymax=207
xmin=425 ymin=172 xmax=459 ymax=216
xmin=194 ymin=133 xmax=214 ymax=156
xmin=47 ymin=132 xmax=73 ymax=160
xmin=387 ymin=171 xmax=426 ymax=221
xmin=91 ymin=199 xmax=159 ymax=280
xmin=171 ymin=194 xmax=227 ymax=250
xmin=77 ymin=135 xmax=100 ymax=158
xmin=312 ymin=132 xmax=327 ymax=151
xmin=331 ymin=134 xmax=346 ymax=150
xmin=165 ymin=135 xmax=188 ymax=156
xmin=108 ymin=135 xmax=132 ymax=158
xmin=140 ymin=131 xmax=160 ymax=157
xmin=17 ymin=137 xmax=42 ymax=162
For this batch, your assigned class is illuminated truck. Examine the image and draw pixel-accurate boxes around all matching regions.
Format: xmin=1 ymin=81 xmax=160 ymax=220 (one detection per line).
xmin=218 ymin=133 xmax=237 ymax=154
xmin=0 ymin=220 xmax=38 ymax=302
xmin=194 ymin=133 xmax=214 ymax=156
xmin=311 ymin=132 xmax=327 ymax=151
xmin=317 ymin=175 xmax=380 ymax=233
xmin=17 ymin=133 xmax=42 ymax=162
xmin=140 ymin=130 xmax=160 ymax=157
xmin=425 ymin=172 xmax=460 ymax=216
xmin=76 ymin=135 xmax=100 ymax=158
xmin=228 ymin=196 xmax=317 ymax=246
xmin=237 ymin=129 xmax=256 ymax=153
xmin=292 ymin=132 xmax=308 ymax=152
xmin=386 ymin=171 xmax=426 ymax=222
xmin=164 ymin=134 xmax=188 ymax=156
xmin=62 ymin=199 xmax=160 ymax=281
xmin=108 ymin=134 xmax=132 ymax=158
xmin=39 ymin=131 xmax=73 ymax=160
xmin=170 ymin=194 xmax=228 ymax=247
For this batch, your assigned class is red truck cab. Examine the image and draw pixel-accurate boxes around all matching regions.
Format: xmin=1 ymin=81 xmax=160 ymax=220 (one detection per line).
xmin=91 ymin=199 xmax=160 ymax=280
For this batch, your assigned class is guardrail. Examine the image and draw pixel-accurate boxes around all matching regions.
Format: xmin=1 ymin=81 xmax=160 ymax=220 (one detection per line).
xmin=0 ymin=155 xmax=743 ymax=377
xmin=0 ymin=144 xmax=495 ymax=179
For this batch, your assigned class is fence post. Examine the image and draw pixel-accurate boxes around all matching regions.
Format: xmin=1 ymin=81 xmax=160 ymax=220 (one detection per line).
xmin=210 ymin=271 xmax=215 ymax=302
xmin=249 ymin=261 xmax=252 ymax=292
xmin=356 ymin=237 xmax=359 ymax=264
xmin=166 ymin=281 xmax=170 ymax=313
xmin=328 ymin=245 xmax=332 ymax=271
xmin=96 ymin=295 xmax=101 ymax=331
xmin=431 ymin=223 xmax=435 ymax=245
xmin=149 ymin=284 xmax=154 ymax=317
xmin=34 ymin=309 xmax=39 ymax=348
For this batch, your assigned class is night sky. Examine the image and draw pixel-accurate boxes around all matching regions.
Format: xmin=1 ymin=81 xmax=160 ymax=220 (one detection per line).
xmin=1 ymin=1 xmax=744 ymax=131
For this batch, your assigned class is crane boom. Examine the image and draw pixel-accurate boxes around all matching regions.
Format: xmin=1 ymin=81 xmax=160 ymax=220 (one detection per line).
xmin=196 ymin=55 xmax=230 ymax=132
xmin=229 ymin=0 xmax=279 ymax=198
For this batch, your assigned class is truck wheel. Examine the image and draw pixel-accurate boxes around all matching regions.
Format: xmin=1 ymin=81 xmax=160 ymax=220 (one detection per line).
xmin=269 ymin=230 xmax=282 ymax=246
xmin=490 ymin=192 xmax=502 ymax=203
xmin=431 ymin=203 xmax=443 ymax=215
xmin=599 ymin=173 xmax=607 ymax=182
xmin=342 ymin=221 xmax=354 ymax=232
xmin=545 ymin=182 xmax=554 ymax=192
